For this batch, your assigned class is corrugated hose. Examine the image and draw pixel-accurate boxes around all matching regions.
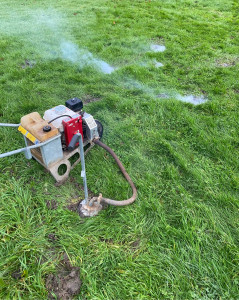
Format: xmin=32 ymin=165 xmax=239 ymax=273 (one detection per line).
xmin=93 ymin=139 xmax=137 ymax=206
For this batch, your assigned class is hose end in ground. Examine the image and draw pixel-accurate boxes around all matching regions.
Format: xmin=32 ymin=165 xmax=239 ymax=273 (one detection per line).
xmin=78 ymin=194 xmax=103 ymax=217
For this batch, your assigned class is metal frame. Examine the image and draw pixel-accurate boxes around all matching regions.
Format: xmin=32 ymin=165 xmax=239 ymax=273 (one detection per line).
xmin=0 ymin=124 xmax=89 ymax=204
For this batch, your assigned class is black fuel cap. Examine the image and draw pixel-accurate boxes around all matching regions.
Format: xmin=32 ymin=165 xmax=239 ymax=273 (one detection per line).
xmin=43 ymin=125 xmax=52 ymax=132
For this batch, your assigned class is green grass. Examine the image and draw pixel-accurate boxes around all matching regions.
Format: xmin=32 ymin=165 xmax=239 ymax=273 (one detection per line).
xmin=0 ymin=0 xmax=239 ymax=298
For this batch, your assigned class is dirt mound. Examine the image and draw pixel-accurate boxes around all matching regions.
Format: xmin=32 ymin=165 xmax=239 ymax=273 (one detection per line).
xmin=46 ymin=253 xmax=81 ymax=300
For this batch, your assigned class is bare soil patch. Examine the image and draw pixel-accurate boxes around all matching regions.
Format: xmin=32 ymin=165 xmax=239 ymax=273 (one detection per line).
xmin=46 ymin=253 xmax=81 ymax=300
xmin=21 ymin=59 xmax=36 ymax=69
xmin=82 ymin=94 xmax=101 ymax=104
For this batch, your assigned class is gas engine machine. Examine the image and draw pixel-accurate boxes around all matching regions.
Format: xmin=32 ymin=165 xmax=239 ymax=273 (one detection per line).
xmin=0 ymin=98 xmax=137 ymax=216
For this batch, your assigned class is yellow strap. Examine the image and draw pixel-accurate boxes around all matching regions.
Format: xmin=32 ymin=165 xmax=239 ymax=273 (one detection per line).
xmin=18 ymin=125 xmax=38 ymax=144
xmin=26 ymin=132 xmax=36 ymax=144
xmin=18 ymin=125 xmax=27 ymax=135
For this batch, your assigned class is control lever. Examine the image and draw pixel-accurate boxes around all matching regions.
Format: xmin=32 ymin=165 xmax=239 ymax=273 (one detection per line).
xmin=68 ymin=133 xmax=80 ymax=151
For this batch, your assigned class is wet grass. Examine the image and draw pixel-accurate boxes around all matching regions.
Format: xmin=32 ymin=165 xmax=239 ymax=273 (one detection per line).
xmin=0 ymin=0 xmax=239 ymax=298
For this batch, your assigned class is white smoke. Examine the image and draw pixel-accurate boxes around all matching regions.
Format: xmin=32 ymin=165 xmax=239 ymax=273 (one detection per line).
xmin=0 ymin=8 xmax=114 ymax=74
xmin=175 ymin=94 xmax=207 ymax=105
xmin=150 ymin=44 xmax=166 ymax=53
xmin=60 ymin=41 xmax=114 ymax=74
xmin=0 ymin=7 xmax=208 ymax=101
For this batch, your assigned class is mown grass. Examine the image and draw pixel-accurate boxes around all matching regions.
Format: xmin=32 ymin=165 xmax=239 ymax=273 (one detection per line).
xmin=0 ymin=0 xmax=239 ymax=299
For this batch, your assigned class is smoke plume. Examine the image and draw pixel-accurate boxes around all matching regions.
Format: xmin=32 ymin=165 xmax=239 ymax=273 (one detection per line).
xmin=0 ymin=8 xmax=114 ymax=74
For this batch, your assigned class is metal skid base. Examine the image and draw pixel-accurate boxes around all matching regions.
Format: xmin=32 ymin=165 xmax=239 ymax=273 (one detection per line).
xmin=31 ymin=141 xmax=94 ymax=185
xmin=34 ymin=147 xmax=81 ymax=185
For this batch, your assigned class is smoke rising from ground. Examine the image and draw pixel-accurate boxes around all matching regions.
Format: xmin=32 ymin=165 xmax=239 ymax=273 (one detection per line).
xmin=60 ymin=41 xmax=114 ymax=74
xmin=0 ymin=7 xmax=207 ymax=104
xmin=0 ymin=8 xmax=114 ymax=74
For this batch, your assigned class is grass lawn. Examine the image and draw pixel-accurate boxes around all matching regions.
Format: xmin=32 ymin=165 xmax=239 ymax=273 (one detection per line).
xmin=0 ymin=0 xmax=239 ymax=298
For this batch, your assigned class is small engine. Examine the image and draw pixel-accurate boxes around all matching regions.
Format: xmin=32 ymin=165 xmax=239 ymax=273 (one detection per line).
xmin=43 ymin=98 xmax=101 ymax=148
xmin=0 ymin=98 xmax=136 ymax=216
xmin=18 ymin=98 xmax=103 ymax=184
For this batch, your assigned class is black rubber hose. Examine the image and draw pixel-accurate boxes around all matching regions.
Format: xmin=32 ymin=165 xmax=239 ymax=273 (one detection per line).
xmin=93 ymin=139 xmax=137 ymax=206
xmin=48 ymin=115 xmax=72 ymax=124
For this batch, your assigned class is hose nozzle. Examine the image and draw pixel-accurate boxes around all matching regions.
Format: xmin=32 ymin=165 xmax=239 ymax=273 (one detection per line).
xmin=78 ymin=194 xmax=103 ymax=217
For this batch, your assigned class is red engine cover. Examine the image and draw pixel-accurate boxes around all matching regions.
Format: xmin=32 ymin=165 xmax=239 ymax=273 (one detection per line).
xmin=63 ymin=116 xmax=83 ymax=147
